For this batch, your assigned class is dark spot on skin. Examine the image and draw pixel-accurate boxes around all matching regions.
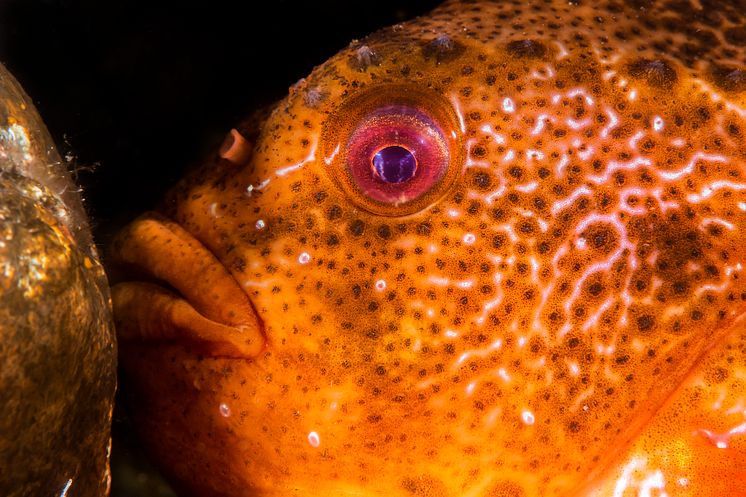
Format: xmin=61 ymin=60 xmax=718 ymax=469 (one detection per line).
xmin=472 ymin=146 xmax=487 ymax=158
xmin=349 ymin=220 xmax=365 ymax=237
xmin=627 ymin=58 xmax=677 ymax=89
xmin=592 ymin=230 xmax=609 ymax=248
xmin=711 ymin=64 xmax=746 ymax=92
xmin=231 ymin=257 xmax=246 ymax=273
xmin=485 ymin=481 xmax=526 ymax=497
xmin=378 ymin=224 xmax=392 ymax=240
xmin=637 ymin=314 xmax=654 ymax=332
xmin=725 ymin=26 xmax=746 ymax=46
xmin=326 ymin=234 xmax=339 ymax=246
xmin=519 ymin=222 xmax=534 ymax=234
xmin=506 ymin=39 xmax=547 ymax=58
xmin=472 ymin=171 xmax=492 ymax=190
xmin=401 ymin=475 xmax=447 ymax=496
xmin=582 ymin=224 xmax=617 ymax=254
xmin=706 ymin=367 xmax=729 ymax=384
xmin=327 ymin=205 xmax=342 ymax=220
xmin=422 ymin=34 xmax=465 ymax=64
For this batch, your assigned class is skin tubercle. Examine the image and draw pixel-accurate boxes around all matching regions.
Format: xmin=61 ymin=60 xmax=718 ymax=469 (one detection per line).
xmin=113 ymin=1 xmax=746 ymax=495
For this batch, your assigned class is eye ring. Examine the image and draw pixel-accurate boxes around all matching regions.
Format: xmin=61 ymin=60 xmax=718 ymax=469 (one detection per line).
xmin=321 ymin=85 xmax=464 ymax=217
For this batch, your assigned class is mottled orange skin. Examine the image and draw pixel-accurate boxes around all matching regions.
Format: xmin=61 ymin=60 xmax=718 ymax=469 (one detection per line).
xmin=110 ymin=1 xmax=746 ymax=496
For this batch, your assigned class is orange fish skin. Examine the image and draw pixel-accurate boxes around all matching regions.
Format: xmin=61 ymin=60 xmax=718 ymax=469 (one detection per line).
xmin=110 ymin=1 xmax=746 ymax=496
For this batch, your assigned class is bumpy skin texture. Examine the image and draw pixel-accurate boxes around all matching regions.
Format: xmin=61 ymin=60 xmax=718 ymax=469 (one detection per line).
xmin=111 ymin=1 xmax=746 ymax=496
xmin=0 ymin=63 xmax=116 ymax=497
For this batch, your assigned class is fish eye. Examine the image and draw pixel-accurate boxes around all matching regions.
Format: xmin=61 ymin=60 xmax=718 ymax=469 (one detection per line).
xmin=371 ymin=145 xmax=417 ymax=184
xmin=344 ymin=105 xmax=448 ymax=203
xmin=322 ymin=86 xmax=463 ymax=216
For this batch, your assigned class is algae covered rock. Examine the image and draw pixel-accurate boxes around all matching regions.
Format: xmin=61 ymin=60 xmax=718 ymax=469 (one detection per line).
xmin=0 ymin=61 xmax=116 ymax=497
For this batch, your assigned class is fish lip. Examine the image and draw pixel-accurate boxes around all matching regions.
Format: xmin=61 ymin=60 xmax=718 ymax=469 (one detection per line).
xmin=108 ymin=211 xmax=266 ymax=359
xmin=166 ymin=215 xmax=269 ymax=356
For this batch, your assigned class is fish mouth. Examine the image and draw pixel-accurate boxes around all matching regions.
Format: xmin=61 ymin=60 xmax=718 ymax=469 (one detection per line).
xmin=108 ymin=210 xmax=265 ymax=359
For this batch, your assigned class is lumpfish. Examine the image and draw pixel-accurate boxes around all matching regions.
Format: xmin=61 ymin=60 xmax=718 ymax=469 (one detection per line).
xmin=0 ymin=61 xmax=116 ymax=497
xmin=109 ymin=1 xmax=746 ymax=495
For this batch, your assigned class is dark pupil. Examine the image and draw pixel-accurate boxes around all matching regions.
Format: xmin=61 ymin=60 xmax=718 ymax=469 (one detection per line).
xmin=371 ymin=145 xmax=417 ymax=184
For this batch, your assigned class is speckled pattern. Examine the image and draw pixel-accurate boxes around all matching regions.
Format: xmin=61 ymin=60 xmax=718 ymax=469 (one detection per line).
xmin=110 ymin=1 xmax=746 ymax=496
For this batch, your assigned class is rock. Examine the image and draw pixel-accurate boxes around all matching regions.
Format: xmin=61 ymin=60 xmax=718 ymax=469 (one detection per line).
xmin=0 ymin=61 xmax=116 ymax=497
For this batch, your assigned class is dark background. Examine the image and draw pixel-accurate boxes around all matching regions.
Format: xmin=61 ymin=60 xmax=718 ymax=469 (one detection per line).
xmin=0 ymin=0 xmax=441 ymax=242
xmin=0 ymin=0 xmax=441 ymax=495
